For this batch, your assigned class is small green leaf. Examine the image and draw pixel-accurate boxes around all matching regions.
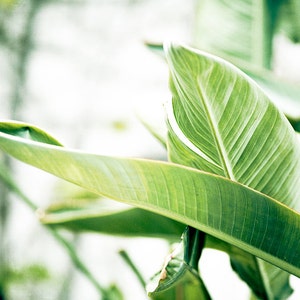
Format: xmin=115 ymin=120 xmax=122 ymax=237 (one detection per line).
xmin=0 ymin=120 xmax=63 ymax=146
xmin=148 ymin=227 xmax=211 ymax=300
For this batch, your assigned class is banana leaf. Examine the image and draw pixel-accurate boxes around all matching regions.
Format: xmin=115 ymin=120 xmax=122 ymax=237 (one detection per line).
xmin=145 ymin=42 xmax=300 ymax=121
xmin=0 ymin=121 xmax=300 ymax=282
xmin=164 ymin=44 xmax=299 ymax=299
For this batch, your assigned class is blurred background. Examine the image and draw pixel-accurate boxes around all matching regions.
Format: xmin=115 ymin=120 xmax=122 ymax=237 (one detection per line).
xmin=1 ymin=0 xmax=300 ymax=299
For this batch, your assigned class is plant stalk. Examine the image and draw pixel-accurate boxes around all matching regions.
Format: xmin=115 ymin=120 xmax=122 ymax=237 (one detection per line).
xmin=119 ymin=249 xmax=146 ymax=288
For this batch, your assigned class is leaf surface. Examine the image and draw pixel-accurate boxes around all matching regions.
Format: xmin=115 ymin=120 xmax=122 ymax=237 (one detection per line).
xmin=164 ymin=43 xmax=299 ymax=299
xmin=0 ymin=122 xmax=300 ymax=280
xmin=145 ymin=42 xmax=300 ymax=121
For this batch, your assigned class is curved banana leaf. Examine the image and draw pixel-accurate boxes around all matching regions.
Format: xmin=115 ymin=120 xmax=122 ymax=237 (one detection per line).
xmin=145 ymin=42 xmax=300 ymax=123
xmin=0 ymin=154 xmax=231 ymax=256
xmin=164 ymin=43 xmax=299 ymax=299
xmin=40 ymin=198 xmax=186 ymax=240
xmin=165 ymin=43 xmax=300 ymax=211
xmin=194 ymin=0 xmax=285 ymax=69
xmin=0 ymin=122 xmax=300 ymax=280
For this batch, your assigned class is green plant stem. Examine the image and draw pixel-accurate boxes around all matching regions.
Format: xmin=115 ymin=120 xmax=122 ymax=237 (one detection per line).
xmin=183 ymin=226 xmax=206 ymax=271
xmin=0 ymin=162 xmax=110 ymax=299
xmin=118 ymin=249 xmax=146 ymax=288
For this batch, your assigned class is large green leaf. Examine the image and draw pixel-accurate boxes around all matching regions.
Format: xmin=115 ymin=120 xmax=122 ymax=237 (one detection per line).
xmin=165 ymin=44 xmax=300 ymax=210
xmin=40 ymin=189 xmax=296 ymax=298
xmin=192 ymin=0 xmax=300 ymax=121
xmin=193 ymin=0 xmax=285 ymax=69
xmin=164 ymin=43 xmax=299 ymax=299
xmin=0 ymin=122 xmax=300 ymax=281
xmin=145 ymin=42 xmax=300 ymax=124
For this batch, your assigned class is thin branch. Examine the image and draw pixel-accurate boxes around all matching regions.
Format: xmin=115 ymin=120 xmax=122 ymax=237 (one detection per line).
xmin=118 ymin=249 xmax=146 ymax=288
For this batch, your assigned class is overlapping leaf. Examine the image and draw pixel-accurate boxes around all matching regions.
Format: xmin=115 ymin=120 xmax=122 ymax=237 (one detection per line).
xmin=164 ymin=44 xmax=300 ymax=299
xmin=145 ymin=42 xmax=300 ymax=125
xmin=39 ymin=191 xmax=241 ymax=256
xmin=165 ymin=44 xmax=300 ymax=209
xmin=40 ymin=197 xmax=185 ymax=240
xmin=0 ymin=122 xmax=300 ymax=280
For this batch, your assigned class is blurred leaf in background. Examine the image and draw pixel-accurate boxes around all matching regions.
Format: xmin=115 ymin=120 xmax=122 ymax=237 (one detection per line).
xmin=0 ymin=0 xmax=18 ymax=9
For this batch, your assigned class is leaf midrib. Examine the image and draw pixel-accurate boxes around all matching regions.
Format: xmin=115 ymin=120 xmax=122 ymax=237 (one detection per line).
xmin=187 ymin=48 xmax=281 ymax=299
xmin=195 ymin=76 xmax=235 ymax=180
